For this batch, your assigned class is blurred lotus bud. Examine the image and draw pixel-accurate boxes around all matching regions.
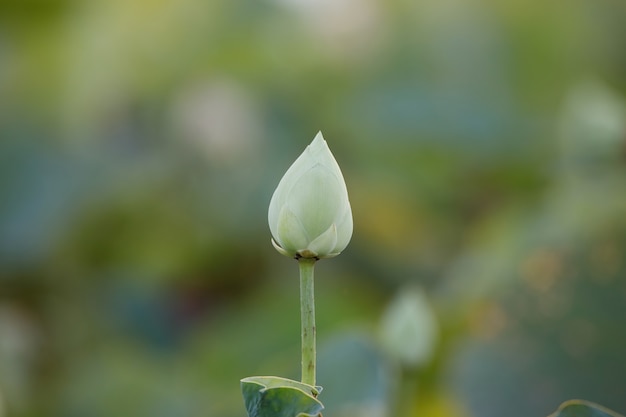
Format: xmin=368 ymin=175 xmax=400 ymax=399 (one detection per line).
xmin=379 ymin=287 xmax=438 ymax=367
xmin=268 ymin=132 xmax=353 ymax=259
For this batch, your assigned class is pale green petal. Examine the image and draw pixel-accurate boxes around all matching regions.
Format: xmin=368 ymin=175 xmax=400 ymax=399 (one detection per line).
xmin=271 ymin=238 xmax=293 ymax=258
xmin=318 ymin=251 xmax=340 ymax=259
xmin=307 ymin=223 xmax=338 ymax=257
xmin=268 ymin=139 xmax=321 ymax=238
xmin=311 ymin=132 xmax=345 ymax=176
xmin=307 ymin=132 xmax=329 ymax=160
xmin=287 ymin=164 xmax=344 ymax=239
xmin=333 ymin=204 xmax=353 ymax=253
xmin=276 ymin=205 xmax=309 ymax=255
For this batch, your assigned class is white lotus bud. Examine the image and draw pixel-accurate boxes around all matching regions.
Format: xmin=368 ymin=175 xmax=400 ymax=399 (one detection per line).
xmin=268 ymin=132 xmax=353 ymax=259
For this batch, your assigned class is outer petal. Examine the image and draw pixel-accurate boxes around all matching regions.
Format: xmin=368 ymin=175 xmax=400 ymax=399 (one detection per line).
xmin=309 ymin=132 xmax=343 ymax=178
xmin=275 ymin=205 xmax=309 ymax=255
xmin=268 ymin=133 xmax=330 ymax=233
xmin=268 ymin=138 xmax=319 ymax=240
xmin=306 ymin=223 xmax=338 ymax=258
xmin=286 ymin=164 xmax=344 ymax=240
xmin=333 ymin=204 xmax=353 ymax=254
xmin=271 ymin=238 xmax=293 ymax=258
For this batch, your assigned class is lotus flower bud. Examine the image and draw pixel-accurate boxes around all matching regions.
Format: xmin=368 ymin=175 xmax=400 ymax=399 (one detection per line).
xmin=268 ymin=132 xmax=353 ymax=259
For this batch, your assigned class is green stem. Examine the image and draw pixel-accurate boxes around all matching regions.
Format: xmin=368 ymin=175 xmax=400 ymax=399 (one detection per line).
xmin=298 ymin=258 xmax=317 ymax=387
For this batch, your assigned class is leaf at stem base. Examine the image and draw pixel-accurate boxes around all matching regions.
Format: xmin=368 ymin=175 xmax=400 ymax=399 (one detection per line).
xmin=550 ymin=400 xmax=625 ymax=417
xmin=241 ymin=376 xmax=324 ymax=417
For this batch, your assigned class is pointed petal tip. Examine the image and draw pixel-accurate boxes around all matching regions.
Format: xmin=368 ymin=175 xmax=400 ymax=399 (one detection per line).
xmin=310 ymin=131 xmax=326 ymax=148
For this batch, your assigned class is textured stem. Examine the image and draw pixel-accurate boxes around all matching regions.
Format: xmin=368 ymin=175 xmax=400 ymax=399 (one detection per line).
xmin=298 ymin=258 xmax=317 ymax=386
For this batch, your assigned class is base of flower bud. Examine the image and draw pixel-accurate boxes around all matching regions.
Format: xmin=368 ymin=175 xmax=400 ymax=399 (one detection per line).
xmin=295 ymin=251 xmax=320 ymax=261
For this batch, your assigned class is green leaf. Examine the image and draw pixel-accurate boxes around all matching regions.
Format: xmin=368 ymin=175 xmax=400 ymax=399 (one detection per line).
xmin=241 ymin=376 xmax=324 ymax=417
xmin=550 ymin=400 xmax=625 ymax=417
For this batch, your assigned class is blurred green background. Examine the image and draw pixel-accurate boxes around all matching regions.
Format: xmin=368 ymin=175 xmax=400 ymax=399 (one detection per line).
xmin=1 ymin=0 xmax=626 ymax=416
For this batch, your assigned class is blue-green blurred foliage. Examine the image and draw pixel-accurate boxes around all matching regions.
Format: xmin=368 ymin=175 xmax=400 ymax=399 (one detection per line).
xmin=1 ymin=0 xmax=625 ymax=416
